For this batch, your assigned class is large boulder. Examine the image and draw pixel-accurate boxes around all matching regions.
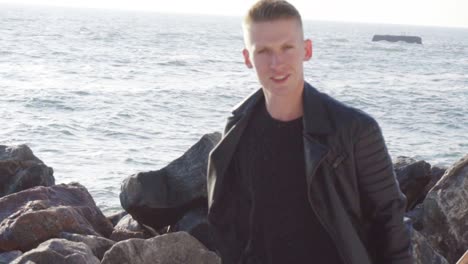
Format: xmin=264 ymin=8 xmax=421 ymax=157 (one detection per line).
xmin=101 ymin=231 xmax=220 ymax=264
xmin=120 ymin=132 xmax=221 ymax=229
xmin=0 ymin=145 xmax=54 ymax=198
xmin=169 ymin=206 xmax=216 ymax=251
xmin=420 ymin=155 xmax=468 ymax=263
xmin=0 ymin=183 xmax=113 ymax=252
xmin=411 ymin=228 xmax=449 ymax=264
xmin=11 ymin=239 xmax=99 ymax=264
xmin=110 ymin=214 xmax=158 ymax=242
xmin=59 ymin=232 xmax=115 ymax=260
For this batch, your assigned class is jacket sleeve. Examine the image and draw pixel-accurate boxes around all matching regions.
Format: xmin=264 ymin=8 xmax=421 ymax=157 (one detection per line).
xmin=354 ymin=120 xmax=413 ymax=264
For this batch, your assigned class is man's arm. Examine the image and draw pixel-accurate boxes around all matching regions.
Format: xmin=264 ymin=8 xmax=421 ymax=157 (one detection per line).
xmin=354 ymin=120 xmax=413 ymax=264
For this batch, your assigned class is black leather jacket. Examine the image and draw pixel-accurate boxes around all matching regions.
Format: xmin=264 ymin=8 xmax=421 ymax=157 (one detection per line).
xmin=207 ymin=82 xmax=412 ymax=264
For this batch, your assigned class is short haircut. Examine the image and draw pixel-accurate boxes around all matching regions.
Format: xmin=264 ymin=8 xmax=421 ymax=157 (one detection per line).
xmin=243 ymin=0 xmax=303 ymax=29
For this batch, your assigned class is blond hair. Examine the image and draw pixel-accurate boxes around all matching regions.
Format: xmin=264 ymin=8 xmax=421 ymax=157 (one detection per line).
xmin=243 ymin=0 xmax=303 ymax=29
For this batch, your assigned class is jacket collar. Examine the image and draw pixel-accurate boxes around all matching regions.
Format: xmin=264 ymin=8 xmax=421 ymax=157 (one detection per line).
xmin=208 ymin=81 xmax=332 ymax=209
xmin=230 ymin=82 xmax=333 ymax=135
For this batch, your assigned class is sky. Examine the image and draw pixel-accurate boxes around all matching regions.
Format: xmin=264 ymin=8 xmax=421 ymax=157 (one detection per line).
xmin=1 ymin=0 xmax=467 ymax=28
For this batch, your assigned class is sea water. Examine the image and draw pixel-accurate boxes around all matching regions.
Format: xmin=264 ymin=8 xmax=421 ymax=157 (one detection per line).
xmin=1 ymin=5 xmax=467 ymax=213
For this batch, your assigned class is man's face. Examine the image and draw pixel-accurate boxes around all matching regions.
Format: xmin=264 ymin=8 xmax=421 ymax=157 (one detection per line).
xmin=243 ymin=18 xmax=312 ymax=99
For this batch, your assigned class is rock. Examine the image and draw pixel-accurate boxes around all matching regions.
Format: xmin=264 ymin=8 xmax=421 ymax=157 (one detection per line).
xmin=59 ymin=232 xmax=115 ymax=260
xmin=169 ymin=206 xmax=216 ymax=251
xmin=405 ymin=203 xmax=424 ymax=231
xmin=411 ymin=228 xmax=449 ymax=264
xmin=0 ymin=145 xmax=44 ymax=163
xmin=423 ymin=165 xmax=447 ymax=194
xmin=372 ymin=34 xmax=422 ymax=44
xmin=421 ymin=155 xmax=468 ymax=263
xmin=0 ymin=250 xmax=22 ymax=264
xmin=101 ymin=231 xmax=221 ymax=264
xmin=0 ymin=183 xmax=113 ymax=252
xmin=0 ymin=145 xmax=54 ymax=198
xmin=106 ymin=210 xmax=128 ymax=227
xmin=110 ymin=214 xmax=158 ymax=242
xmin=10 ymin=238 xmax=99 ymax=264
xmin=394 ymin=156 xmax=432 ymax=210
xmin=120 ymin=132 xmax=221 ymax=230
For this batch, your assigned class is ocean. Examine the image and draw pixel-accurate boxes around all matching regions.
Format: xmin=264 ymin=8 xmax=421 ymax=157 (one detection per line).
xmin=1 ymin=4 xmax=467 ymax=213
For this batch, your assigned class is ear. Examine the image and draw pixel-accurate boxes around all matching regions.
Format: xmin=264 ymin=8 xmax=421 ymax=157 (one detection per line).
xmin=304 ymin=39 xmax=312 ymax=61
xmin=242 ymin=48 xmax=253 ymax=69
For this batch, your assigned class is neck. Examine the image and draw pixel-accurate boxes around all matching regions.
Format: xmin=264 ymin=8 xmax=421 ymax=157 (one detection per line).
xmin=263 ymin=86 xmax=304 ymax=122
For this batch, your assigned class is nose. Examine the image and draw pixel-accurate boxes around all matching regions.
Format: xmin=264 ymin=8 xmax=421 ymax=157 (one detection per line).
xmin=269 ymin=52 xmax=284 ymax=70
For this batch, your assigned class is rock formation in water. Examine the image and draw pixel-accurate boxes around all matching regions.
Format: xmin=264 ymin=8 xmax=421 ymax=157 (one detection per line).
xmin=372 ymin=34 xmax=423 ymax=44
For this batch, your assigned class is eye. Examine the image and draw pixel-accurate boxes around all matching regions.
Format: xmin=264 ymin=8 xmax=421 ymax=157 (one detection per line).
xmin=256 ymin=48 xmax=267 ymax=54
xmin=283 ymin=45 xmax=294 ymax=50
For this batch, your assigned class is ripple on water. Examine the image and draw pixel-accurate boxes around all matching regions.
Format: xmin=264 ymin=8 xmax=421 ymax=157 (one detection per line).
xmin=1 ymin=8 xmax=467 ymax=213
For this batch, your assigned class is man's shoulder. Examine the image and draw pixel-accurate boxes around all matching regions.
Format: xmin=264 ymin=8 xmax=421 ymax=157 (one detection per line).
xmin=230 ymin=88 xmax=263 ymax=116
xmin=305 ymin=83 xmax=378 ymax=132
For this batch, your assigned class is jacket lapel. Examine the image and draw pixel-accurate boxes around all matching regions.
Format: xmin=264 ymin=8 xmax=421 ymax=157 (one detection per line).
xmin=207 ymin=89 xmax=263 ymax=208
xmin=302 ymin=82 xmax=334 ymax=185
xmin=208 ymin=83 xmax=334 ymax=207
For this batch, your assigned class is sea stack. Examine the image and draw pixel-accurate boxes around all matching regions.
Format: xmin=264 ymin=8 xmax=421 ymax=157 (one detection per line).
xmin=372 ymin=35 xmax=422 ymax=44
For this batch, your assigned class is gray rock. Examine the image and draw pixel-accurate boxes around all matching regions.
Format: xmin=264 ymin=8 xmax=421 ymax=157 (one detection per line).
xmin=106 ymin=210 xmax=128 ymax=227
xmin=372 ymin=34 xmax=422 ymax=44
xmin=0 ymin=183 xmax=113 ymax=252
xmin=0 ymin=145 xmax=44 ymax=163
xmin=424 ymin=165 xmax=447 ymax=194
xmin=0 ymin=250 xmax=22 ymax=264
xmin=101 ymin=231 xmax=220 ymax=264
xmin=411 ymin=228 xmax=449 ymax=264
xmin=394 ymin=156 xmax=432 ymax=210
xmin=120 ymin=132 xmax=221 ymax=229
xmin=110 ymin=214 xmax=158 ymax=242
xmin=59 ymin=232 xmax=115 ymax=260
xmin=170 ymin=206 xmax=216 ymax=251
xmin=11 ymin=238 xmax=99 ymax=264
xmin=421 ymin=155 xmax=468 ymax=263
xmin=0 ymin=145 xmax=54 ymax=198
xmin=405 ymin=203 xmax=424 ymax=231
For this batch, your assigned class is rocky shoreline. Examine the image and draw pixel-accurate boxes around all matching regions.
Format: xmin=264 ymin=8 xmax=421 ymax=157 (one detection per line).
xmin=0 ymin=134 xmax=467 ymax=264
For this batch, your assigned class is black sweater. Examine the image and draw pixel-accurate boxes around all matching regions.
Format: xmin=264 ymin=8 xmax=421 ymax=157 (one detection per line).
xmin=232 ymin=100 xmax=343 ymax=264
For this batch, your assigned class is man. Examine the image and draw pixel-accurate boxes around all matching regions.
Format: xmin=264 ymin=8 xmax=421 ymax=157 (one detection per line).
xmin=207 ymin=1 xmax=413 ymax=263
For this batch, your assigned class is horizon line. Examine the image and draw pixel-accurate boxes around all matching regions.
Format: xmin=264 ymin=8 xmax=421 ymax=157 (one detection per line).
xmin=2 ymin=2 xmax=468 ymax=30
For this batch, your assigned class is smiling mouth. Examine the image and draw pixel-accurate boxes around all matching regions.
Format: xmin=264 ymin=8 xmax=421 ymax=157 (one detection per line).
xmin=271 ymin=74 xmax=290 ymax=83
